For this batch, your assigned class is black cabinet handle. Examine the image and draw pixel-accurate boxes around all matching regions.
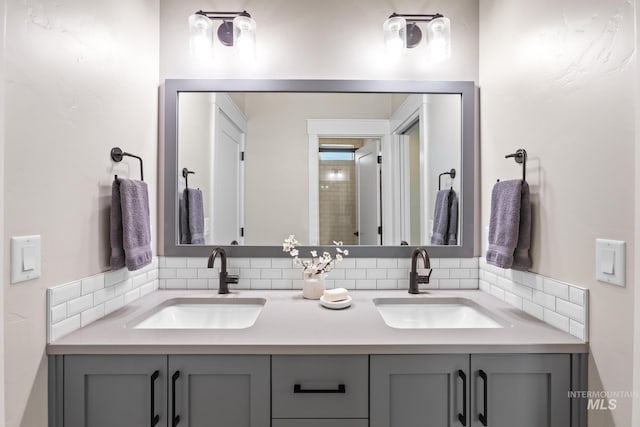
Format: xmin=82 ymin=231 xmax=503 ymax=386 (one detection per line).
xmin=293 ymin=384 xmax=346 ymax=394
xmin=172 ymin=371 xmax=181 ymax=427
xmin=150 ymin=370 xmax=160 ymax=427
xmin=478 ymin=370 xmax=488 ymax=426
xmin=457 ymin=370 xmax=467 ymax=426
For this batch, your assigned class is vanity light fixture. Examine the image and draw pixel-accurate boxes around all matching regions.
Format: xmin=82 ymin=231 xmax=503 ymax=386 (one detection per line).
xmin=383 ymin=13 xmax=451 ymax=62
xmin=188 ymin=10 xmax=256 ymax=60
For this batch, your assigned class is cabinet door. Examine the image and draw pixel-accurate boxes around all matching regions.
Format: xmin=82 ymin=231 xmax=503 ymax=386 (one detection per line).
xmin=470 ymin=354 xmax=570 ymax=427
xmin=64 ymin=355 xmax=167 ymax=427
xmin=169 ymin=355 xmax=270 ymax=427
xmin=370 ymin=355 xmax=469 ymax=427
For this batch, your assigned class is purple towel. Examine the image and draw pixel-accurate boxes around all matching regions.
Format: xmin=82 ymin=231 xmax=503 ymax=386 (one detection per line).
xmin=512 ymin=182 xmax=532 ymax=271
xmin=486 ymin=180 xmax=521 ymax=269
xmin=110 ymin=178 xmax=152 ymax=271
xmin=447 ymin=190 xmax=458 ymax=245
xmin=180 ymin=188 xmax=205 ymax=244
xmin=431 ymin=190 xmax=451 ymax=245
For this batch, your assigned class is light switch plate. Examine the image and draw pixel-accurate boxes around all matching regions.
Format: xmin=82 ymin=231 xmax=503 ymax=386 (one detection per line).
xmin=11 ymin=235 xmax=41 ymax=284
xmin=595 ymin=239 xmax=625 ymax=287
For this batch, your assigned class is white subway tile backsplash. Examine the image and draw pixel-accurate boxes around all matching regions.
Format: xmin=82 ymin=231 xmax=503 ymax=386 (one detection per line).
xmin=556 ymin=299 xmax=585 ymax=323
xmin=504 ymin=291 xmax=523 ymax=310
xmin=387 ymin=269 xmax=408 ymax=280
xmin=94 ymin=287 xmax=117 ymax=305
xmin=355 ymin=279 xmax=377 ymax=290
xmin=176 ymin=268 xmax=198 ymax=279
xmin=50 ymin=281 xmax=82 ymax=306
xmin=569 ymin=287 xmax=586 ymax=306
xmin=81 ymin=275 xmax=104 ymax=295
xmin=105 ymin=269 xmax=128 ymax=287
xmin=356 ymin=258 xmax=377 ymax=269
xmin=187 ymin=257 xmax=208 ymax=268
xmin=282 ymin=269 xmax=302 ymax=280
xmin=543 ymin=278 xmax=570 ymax=300
xmin=336 ymin=258 xmax=356 ymax=269
xmin=377 ymin=258 xmax=397 ymax=268
xmin=165 ymin=257 xmax=187 ymax=268
xmin=570 ymin=320 xmax=585 ymax=341
xmin=543 ymin=309 xmax=570 ymax=333
xmin=272 ymin=258 xmax=293 ymax=269
xmin=345 ymin=269 xmax=367 ymax=280
xmin=430 ymin=269 xmax=450 ymax=279
xmin=197 ymin=268 xmax=218 ymax=279
xmin=132 ymin=273 xmax=148 ymax=288
xmin=460 ymin=258 xmax=479 ymax=268
xmin=335 ymin=279 xmax=356 ymax=289
xmin=251 ymin=258 xmax=271 ymax=269
xmin=450 ymin=269 xmax=471 ymax=279
xmin=187 ymin=279 xmax=208 ymax=289
xmin=81 ymin=304 xmax=105 ymax=327
xmin=229 ymin=258 xmax=251 ymax=269
xmin=479 ymin=261 xmax=588 ymax=341
xmin=261 ymin=269 xmax=282 ymax=279
xmin=240 ymin=268 xmax=261 ymax=279
xmin=366 ymin=269 xmax=387 ymax=280
xmin=271 ymin=279 xmax=293 ymax=289
xmin=51 ymin=304 xmax=67 ymax=324
xmin=490 ymin=285 xmax=505 ymax=300
xmin=522 ymin=300 xmax=544 ymax=320
xmin=104 ymin=295 xmax=125 ymax=315
xmin=250 ymin=279 xmax=271 ymax=289
xmin=460 ymin=279 xmax=479 ymax=289
xmin=439 ymin=258 xmax=460 ymax=268
xmin=140 ymin=281 xmax=158 ymax=297
xmin=532 ymin=290 xmax=556 ymax=310
xmin=440 ymin=279 xmax=461 ymax=289
xmin=67 ymin=294 xmax=93 ymax=316
xmin=376 ymin=279 xmax=398 ymax=289
xmin=51 ymin=315 xmax=80 ymax=342
xmin=159 ymin=268 xmax=177 ymax=279
xmin=328 ymin=269 xmax=345 ymax=280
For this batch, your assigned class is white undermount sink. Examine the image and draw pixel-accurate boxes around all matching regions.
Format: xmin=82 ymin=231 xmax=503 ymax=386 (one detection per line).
xmin=131 ymin=298 xmax=265 ymax=329
xmin=374 ymin=297 xmax=505 ymax=329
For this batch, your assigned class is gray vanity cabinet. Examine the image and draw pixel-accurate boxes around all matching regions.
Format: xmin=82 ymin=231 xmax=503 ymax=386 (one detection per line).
xmin=169 ymin=355 xmax=270 ymax=427
xmin=370 ymin=354 xmax=470 ymax=427
xmin=470 ymin=354 xmax=571 ymax=427
xmin=371 ymin=354 xmax=572 ymax=427
xmin=63 ymin=355 xmax=167 ymax=427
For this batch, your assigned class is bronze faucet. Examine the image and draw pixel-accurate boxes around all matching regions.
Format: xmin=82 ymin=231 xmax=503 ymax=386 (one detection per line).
xmin=207 ymin=247 xmax=239 ymax=294
xmin=409 ymin=247 xmax=432 ymax=294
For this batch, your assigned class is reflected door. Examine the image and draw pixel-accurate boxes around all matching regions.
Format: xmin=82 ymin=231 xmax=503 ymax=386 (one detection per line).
xmin=212 ymin=109 xmax=244 ymax=244
xmin=355 ymin=141 xmax=381 ymax=245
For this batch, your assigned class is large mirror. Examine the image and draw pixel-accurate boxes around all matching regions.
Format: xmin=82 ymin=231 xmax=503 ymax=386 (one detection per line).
xmin=163 ymin=80 xmax=475 ymax=258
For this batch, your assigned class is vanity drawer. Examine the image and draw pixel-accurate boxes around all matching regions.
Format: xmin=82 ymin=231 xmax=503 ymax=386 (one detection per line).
xmin=273 ymin=420 xmax=368 ymax=427
xmin=272 ymin=355 xmax=368 ymax=418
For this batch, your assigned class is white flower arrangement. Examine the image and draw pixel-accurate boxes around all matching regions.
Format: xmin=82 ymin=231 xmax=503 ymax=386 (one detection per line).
xmin=282 ymin=235 xmax=349 ymax=276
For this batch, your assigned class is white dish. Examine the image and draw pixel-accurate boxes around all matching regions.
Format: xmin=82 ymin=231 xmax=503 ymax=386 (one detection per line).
xmin=320 ymin=295 xmax=352 ymax=310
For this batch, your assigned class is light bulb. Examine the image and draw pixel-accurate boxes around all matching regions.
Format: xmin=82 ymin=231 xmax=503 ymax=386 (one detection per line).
xmin=425 ymin=16 xmax=451 ymax=62
xmin=188 ymin=13 xmax=213 ymax=59
xmin=233 ymin=15 xmax=256 ymax=60
xmin=383 ymin=16 xmax=407 ymax=59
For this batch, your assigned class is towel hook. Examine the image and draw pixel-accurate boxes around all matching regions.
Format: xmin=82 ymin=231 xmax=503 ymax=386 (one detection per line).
xmin=505 ymin=148 xmax=527 ymax=182
xmin=182 ymin=168 xmax=195 ymax=189
xmin=111 ymin=147 xmax=144 ymax=181
xmin=438 ymin=168 xmax=456 ymax=191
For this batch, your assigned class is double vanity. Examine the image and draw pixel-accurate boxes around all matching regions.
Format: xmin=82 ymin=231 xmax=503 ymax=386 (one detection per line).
xmin=48 ymin=289 xmax=587 ymax=427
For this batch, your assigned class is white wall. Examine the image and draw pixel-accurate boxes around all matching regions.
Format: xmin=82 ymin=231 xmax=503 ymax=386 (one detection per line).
xmin=0 ymin=0 xmax=6 ymax=422
xmin=479 ymin=0 xmax=636 ymax=425
xmin=178 ymin=93 xmax=214 ymax=243
xmin=3 ymin=0 xmax=159 ymax=425
xmin=244 ymin=92 xmax=393 ymax=244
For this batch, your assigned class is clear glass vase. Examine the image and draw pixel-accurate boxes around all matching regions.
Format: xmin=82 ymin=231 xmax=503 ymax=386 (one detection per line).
xmin=302 ymin=272 xmax=326 ymax=300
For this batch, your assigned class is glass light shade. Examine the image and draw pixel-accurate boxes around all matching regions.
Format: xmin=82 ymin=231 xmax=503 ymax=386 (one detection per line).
xmin=233 ymin=15 xmax=257 ymax=60
xmin=383 ymin=16 xmax=407 ymax=59
xmin=425 ymin=16 xmax=451 ymax=62
xmin=188 ymin=13 xmax=214 ymax=59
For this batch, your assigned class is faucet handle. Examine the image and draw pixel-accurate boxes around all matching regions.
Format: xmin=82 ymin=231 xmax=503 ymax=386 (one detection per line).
xmin=226 ymin=274 xmax=239 ymax=284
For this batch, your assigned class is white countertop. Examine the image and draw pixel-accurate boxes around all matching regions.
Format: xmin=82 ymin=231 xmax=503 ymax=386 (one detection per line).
xmin=47 ymin=289 xmax=588 ymax=355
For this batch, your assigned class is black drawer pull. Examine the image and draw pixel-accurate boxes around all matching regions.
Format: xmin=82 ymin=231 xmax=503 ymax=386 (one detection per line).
xmin=478 ymin=370 xmax=488 ymax=426
xmin=172 ymin=371 xmax=181 ymax=427
xmin=293 ymin=384 xmax=346 ymax=394
xmin=457 ymin=369 xmax=467 ymax=426
xmin=150 ymin=370 xmax=160 ymax=427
